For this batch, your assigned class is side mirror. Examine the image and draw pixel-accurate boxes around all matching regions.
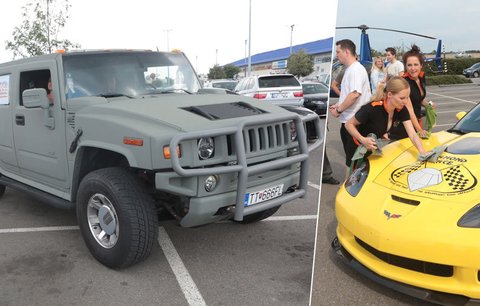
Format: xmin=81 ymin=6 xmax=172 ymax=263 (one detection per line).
xmin=22 ymin=88 xmax=55 ymax=129
xmin=23 ymin=88 xmax=50 ymax=109
xmin=456 ymin=111 xmax=467 ymax=121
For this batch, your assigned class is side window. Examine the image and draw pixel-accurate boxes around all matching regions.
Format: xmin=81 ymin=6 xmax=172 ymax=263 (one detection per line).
xmin=0 ymin=74 xmax=11 ymax=105
xmin=19 ymin=69 xmax=51 ymax=105
xmin=246 ymin=78 xmax=255 ymax=90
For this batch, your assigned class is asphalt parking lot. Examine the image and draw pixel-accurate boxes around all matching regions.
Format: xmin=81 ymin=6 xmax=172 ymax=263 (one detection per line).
xmin=310 ymin=83 xmax=480 ymax=305
xmin=0 ymin=121 xmax=324 ymax=306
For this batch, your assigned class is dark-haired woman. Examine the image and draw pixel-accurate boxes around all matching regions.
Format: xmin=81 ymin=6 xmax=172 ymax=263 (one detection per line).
xmin=389 ymin=45 xmax=436 ymax=140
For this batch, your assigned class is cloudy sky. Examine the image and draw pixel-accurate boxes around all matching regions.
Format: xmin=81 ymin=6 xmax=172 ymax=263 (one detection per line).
xmin=335 ymin=0 xmax=480 ymax=56
xmin=0 ymin=0 xmax=338 ymax=74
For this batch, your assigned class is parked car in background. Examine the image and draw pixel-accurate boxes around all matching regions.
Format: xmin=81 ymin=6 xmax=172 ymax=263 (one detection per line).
xmin=234 ymin=74 xmax=303 ymax=106
xmin=204 ymin=79 xmax=239 ymax=91
xmin=301 ymin=81 xmax=329 ymax=117
xmin=455 ymin=51 xmax=472 ymax=58
xmin=463 ymin=62 xmax=480 ymax=78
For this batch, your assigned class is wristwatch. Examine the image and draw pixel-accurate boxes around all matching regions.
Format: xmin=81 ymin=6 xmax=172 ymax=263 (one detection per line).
xmin=336 ymin=107 xmax=343 ymax=114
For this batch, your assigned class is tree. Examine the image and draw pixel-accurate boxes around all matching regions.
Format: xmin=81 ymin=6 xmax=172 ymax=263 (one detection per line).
xmin=287 ymin=49 xmax=314 ymax=77
xmin=207 ymin=65 xmax=226 ymax=79
xmin=223 ymin=64 xmax=241 ymax=79
xmin=5 ymin=0 xmax=80 ymax=59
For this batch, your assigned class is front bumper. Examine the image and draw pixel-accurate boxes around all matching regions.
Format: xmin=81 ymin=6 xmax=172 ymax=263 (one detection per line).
xmin=335 ymin=184 xmax=480 ymax=302
xmin=156 ymin=112 xmax=322 ymax=227
xmin=332 ymin=236 xmax=480 ymax=306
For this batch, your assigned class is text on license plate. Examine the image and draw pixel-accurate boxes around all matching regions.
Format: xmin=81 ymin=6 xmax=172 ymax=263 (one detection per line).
xmin=271 ymin=93 xmax=288 ymax=98
xmin=244 ymin=184 xmax=284 ymax=206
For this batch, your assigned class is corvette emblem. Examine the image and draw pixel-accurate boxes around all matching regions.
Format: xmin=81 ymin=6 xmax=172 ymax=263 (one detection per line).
xmin=384 ymin=210 xmax=401 ymax=220
xmin=407 ymin=168 xmax=443 ymax=191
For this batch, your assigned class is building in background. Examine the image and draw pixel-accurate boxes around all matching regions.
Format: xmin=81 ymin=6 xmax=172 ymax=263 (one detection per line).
xmin=229 ymin=38 xmax=333 ymax=78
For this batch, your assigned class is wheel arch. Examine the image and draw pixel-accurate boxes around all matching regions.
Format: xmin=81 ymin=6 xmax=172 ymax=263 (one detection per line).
xmin=71 ymin=146 xmax=131 ymax=202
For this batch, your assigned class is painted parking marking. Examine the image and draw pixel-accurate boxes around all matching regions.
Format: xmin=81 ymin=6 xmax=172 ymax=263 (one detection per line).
xmin=158 ymin=227 xmax=207 ymax=306
xmin=0 ymin=225 xmax=79 ymax=234
xmin=429 ymin=92 xmax=477 ymax=104
xmin=307 ymin=181 xmax=321 ymax=190
xmin=264 ymin=215 xmax=317 ymax=221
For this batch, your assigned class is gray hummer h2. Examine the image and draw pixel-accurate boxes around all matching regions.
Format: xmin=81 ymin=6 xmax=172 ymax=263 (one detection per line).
xmin=0 ymin=50 xmax=322 ymax=268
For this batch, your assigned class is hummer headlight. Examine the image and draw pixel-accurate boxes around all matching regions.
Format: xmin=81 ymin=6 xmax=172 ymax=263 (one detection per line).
xmin=198 ymin=137 xmax=214 ymax=160
xmin=344 ymin=160 xmax=369 ymax=197
xmin=289 ymin=121 xmax=297 ymax=141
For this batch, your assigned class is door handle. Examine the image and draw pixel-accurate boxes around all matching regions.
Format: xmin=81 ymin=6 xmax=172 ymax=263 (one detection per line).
xmin=15 ymin=114 xmax=25 ymax=126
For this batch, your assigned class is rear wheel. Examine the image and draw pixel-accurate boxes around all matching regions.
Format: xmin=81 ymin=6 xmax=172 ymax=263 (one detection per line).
xmin=0 ymin=184 xmax=5 ymax=199
xmin=235 ymin=206 xmax=281 ymax=224
xmin=76 ymin=167 xmax=158 ymax=269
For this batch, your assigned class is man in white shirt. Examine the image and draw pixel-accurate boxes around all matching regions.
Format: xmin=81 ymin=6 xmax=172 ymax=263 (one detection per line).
xmin=329 ymin=39 xmax=371 ymax=178
xmin=385 ymin=47 xmax=404 ymax=79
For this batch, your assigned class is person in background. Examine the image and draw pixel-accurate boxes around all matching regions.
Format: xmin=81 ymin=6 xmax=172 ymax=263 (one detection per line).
xmin=344 ymin=77 xmax=427 ymax=168
xmin=331 ymin=65 xmax=344 ymax=97
xmin=329 ymin=39 xmax=371 ymax=179
xmin=370 ymin=56 xmax=386 ymax=95
xmin=47 ymin=77 xmax=54 ymax=104
xmin=385 ymin=47 xmax=404 ymax=80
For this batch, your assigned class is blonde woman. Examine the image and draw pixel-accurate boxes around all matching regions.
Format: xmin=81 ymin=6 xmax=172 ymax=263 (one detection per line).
xmin=344 ymin=77 xmax=426 ymax=173
xmin=370 ymin=56 xmax=386 ymax=95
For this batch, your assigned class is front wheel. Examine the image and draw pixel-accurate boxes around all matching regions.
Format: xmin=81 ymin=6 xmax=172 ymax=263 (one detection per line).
xmin=473 ymin=71 xmax=479 ymax=78
xmin=76 ymin=167 xmax=158 ymax=269
xmin=235 ymin=206 xmax=281 ymax=224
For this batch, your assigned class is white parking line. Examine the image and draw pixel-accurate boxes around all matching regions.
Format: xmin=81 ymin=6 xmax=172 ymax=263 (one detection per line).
xmin=307 ymin=181 xmax=321 ymax=190
xmin=429 ymin=92 xmax=477 ymax=104
xmin=0 ymin=225 xmax=79 ymax=234
xmin=264 ymin=215 xmax=317 ymax=221
xmin=434 ymin=123 xmax=456 ymax=127
xmin=158 ymin=227 xmax=207 ymax=306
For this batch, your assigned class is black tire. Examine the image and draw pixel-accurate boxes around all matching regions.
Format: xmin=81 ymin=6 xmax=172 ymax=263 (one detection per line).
xmin=235 ymin=205 xmax=281 ymax=224
xmin=0 ymin=184 xmax=5 ymax=199
xmin=76 ymin=167 xmax=158 ymax=269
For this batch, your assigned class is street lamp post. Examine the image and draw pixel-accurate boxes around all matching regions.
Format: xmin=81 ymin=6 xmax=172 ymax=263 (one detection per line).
xmin=289 ymin=24 xmax=295 ymax=55
xmin=244 ymin=39 xmax=247 ymax=77
xmin=164 ymin=29 xmax=173 ymax=51
xmin=247 ymin=0 xmax=252 ymax=76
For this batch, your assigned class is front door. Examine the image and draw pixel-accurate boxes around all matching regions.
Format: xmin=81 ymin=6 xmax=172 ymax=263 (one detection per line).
xmin=12 ymin=62 xmax=69 ymax=194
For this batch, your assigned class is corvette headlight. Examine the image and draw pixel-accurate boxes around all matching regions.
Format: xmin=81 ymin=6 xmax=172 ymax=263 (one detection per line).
xmin=198 ymin=137 xmax=214 ymax=160
xmin=344 ymin=160 xmax=369 ymax=197
xmin=458 ymin=204 xmax=480 ymax=228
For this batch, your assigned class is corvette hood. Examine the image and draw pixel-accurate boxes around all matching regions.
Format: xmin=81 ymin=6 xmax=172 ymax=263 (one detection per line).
xmin=372 ymin=133 xmax=480 ymax=200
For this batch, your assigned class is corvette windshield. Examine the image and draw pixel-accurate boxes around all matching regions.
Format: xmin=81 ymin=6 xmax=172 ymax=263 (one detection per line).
xmin=62 ymin=51 xmax=201 ymax=99
xmin=451 ymin=104 xmax=480 ymax=133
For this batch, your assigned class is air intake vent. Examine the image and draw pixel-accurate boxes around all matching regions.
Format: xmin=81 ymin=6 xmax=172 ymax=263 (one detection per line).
xmin=182 ymin=102 xmax=267 ymax=120
xmin=391 ymin=195 xmax=420 ymax=206
xmin=67 ymin=112 xmax=76 ymax=129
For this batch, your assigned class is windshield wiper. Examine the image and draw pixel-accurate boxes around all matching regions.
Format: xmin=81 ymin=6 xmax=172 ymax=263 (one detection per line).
xmin=96 ymin=93 xmax=135 ymax=99
xmin=158 ymin=88 xmax=192 ymax=95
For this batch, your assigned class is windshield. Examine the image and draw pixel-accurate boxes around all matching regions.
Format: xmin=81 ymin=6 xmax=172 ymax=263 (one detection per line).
xmin=451 ymin=103 xmax=480 ymax=133
xmin=469 ymin=63 xmax=480 ymax=69
xmin=302 ymin=83 xmax=328 ymax=94
xmin=62 ymin=51 xmax=201 ymax=99
xmin=212 ymin=81 xmax=238 ymax=91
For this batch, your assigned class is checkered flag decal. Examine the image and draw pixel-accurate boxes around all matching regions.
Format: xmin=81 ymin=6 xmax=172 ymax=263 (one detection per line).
xmin=393 ymin=161 xmax=424 ymax=178
xmin=443 ymin=165 xmax=469 ymax=191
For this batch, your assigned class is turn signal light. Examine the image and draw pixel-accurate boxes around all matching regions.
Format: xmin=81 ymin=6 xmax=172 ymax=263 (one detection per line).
xmin=123 ymin=137 xmax=144 ymax=146
xmin=163 ymin=145 xmax=182 ymax=159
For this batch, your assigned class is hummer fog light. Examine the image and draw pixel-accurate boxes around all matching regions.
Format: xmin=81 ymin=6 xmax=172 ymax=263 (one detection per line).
xmin=204 ymin=175 xmax=218 ymax=192
xmin=289 ymin=122 xmax=297 ymax=141
xmin=198 ymin=137 xmax=214 ymax=160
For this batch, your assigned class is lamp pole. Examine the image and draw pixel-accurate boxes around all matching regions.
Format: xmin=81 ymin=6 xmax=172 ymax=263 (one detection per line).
xmin=164 ymin=29 xmax=173 ymax=51
xmin=289 ymin=24 xmax=295 ymax=55
xmin=247 ymin=0 xmax=252 ymax=76
xmin=244 ymin=39 xmax=247 ymax=77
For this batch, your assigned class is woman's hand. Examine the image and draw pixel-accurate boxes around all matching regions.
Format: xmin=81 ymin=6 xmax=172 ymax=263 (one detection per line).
xmin=417 ymin=129 xmax=429 ymax=138
xmin=361 ymin=136 xmax=377 ymax=151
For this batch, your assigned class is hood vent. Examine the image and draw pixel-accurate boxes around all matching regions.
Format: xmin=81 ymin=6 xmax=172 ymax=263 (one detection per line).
xmin=447 ymin=137 xmax=480 ymax=154
xmin=182 ymin=102 xmax=267 ymax=120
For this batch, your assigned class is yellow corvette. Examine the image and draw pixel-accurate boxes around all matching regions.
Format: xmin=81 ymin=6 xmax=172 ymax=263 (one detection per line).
xmin=333 ymin=108 xmax=480 ymax=305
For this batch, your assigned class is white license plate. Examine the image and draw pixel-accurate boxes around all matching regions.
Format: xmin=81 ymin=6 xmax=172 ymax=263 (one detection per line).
xmin=271 ymin=93 xmax=288 ymax=99
xmin=244 ymin=184 xmax=284 ymax=207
